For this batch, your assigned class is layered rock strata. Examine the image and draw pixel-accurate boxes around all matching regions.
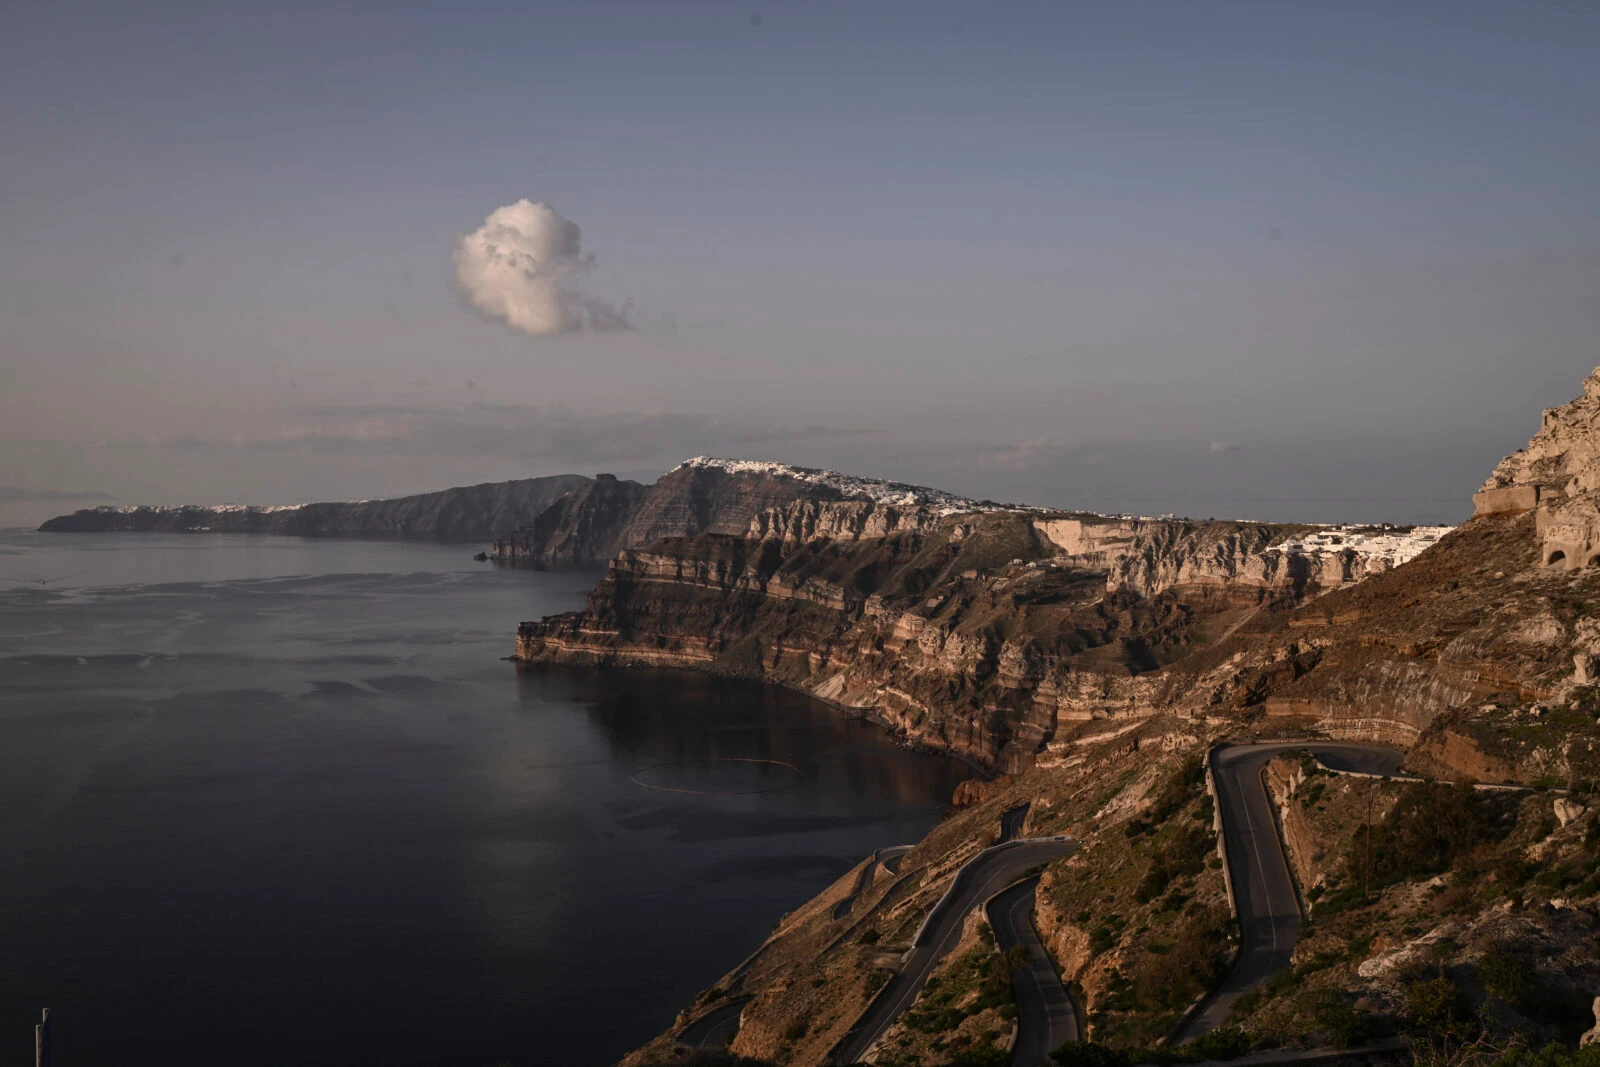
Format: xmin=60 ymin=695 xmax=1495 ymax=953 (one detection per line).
xmin=517 ymin=503 xmax=1424 ymax=770
xmin=490 ymin=466 xmax=845 ymax=567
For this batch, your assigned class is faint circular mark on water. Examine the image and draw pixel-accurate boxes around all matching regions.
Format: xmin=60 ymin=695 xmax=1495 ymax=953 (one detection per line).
xmin=630 ymin=757 xmax=805 ymax=796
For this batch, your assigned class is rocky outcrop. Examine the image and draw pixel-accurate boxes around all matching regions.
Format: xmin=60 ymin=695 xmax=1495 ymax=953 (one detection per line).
xmin=490 ymin=456 xmax=1034 ymax=568
xmin=38 ymin=474 xmax=590 ymax=541
xmin=746 ymin=499 xmax=944 ymax=544
xmin=491 ymin=465 xmax=846 ymax=567
xmin=1477 ymin=365 xmax=1600 ymax=570
xmin=1482 ymin=369 xmax=1600 ymax=500
xmin=490 ymin=474 xmax=654 ymax=566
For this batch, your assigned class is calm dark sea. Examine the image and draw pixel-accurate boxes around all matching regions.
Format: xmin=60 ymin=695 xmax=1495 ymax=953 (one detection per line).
xmin=0 ymin=530 xmax=968 ymax=1067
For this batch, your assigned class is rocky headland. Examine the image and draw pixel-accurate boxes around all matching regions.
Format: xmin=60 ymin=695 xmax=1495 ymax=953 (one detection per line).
xmin=38 ymin=473 xmax=589 ymax=541
xmin=486 ymin=458 xmax=1014 ymax=568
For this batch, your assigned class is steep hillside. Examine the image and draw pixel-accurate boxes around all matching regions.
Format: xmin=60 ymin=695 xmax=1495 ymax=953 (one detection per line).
xmin=38 ymin=474 xmax=590 ymax=541
xmin=1159 ymin=510 xmax=1600 ymax=784
xmin=489 ymin=457 xmax=1026 ymax=568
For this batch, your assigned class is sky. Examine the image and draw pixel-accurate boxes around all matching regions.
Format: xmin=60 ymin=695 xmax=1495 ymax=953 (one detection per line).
xmin=3 ymin=0 xmax=1598 ymax=527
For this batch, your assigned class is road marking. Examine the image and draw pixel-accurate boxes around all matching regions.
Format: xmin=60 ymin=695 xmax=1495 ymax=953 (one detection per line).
xmin=1235 ymin=761 xmax=1280 ymax=954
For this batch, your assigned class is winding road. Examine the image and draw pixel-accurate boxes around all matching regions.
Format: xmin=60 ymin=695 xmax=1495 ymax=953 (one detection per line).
xmin=678 ymin=995 xmax=752 ymax=1049
xmin=688 ymin=740 xmax=1405 ymax=1061
xmin=1169 ymin=742 xmax=1408 ymax=1043
xmin=989 ymin=875 xmax=1080 ymax=1067
xmin=833 ymin=845 xmax=915 ymax=920
xmin=829 ymin=836 xmax=1077 ymax=1065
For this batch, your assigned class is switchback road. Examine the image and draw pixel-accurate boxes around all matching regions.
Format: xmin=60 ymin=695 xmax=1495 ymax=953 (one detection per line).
xmin=1169 ymin=742 xmax=1408 ymax=1043
xmin=678 ymin=995 xmax=752 ymax=1049
xmin=833 ymin=845 xmax=914 ymax=920
xmin=830 ymin=836 xmax=1076 ymax=1064
xmin=988 ymin=875 xmax=1079 ymax=1067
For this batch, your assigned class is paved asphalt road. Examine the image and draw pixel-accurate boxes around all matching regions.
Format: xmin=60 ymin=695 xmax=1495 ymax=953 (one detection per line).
xmin=678 ymin=995 xmax=752 ymax=1049
xmin=988 ymin=876 xmax=1080 ymax=1067
xmin=833 ymin=845 xmax=915 ymax=920
xmin=1169 ymin=742 xmax=1408 ymax=1043
xmin=830 ymin=836 xmax=1077 ymax=1065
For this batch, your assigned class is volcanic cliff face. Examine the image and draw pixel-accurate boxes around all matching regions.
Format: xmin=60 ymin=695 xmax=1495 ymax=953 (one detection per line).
xmin=490 ymin=462 xmax=856 ymax=567
xmin=516 ymin=496 xmax=1443 ymax=770
xmin=38 ymin=474 xmax=590 ymax=541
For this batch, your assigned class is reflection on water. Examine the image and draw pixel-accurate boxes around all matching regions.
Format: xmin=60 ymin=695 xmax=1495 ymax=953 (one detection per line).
xmin=0 ymin=531 xmax=968 ymax=1067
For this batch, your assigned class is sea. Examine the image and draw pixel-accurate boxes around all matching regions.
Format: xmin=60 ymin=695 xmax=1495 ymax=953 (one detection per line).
xmin=0 ymin=529 xmax=968 ymax=1066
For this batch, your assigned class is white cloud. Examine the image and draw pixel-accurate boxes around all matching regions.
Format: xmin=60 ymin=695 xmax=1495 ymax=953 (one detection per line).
xmin=452 ymin=199 xmax=631 ymax=336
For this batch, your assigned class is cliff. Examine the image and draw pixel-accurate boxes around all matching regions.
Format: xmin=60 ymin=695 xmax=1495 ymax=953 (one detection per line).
xmin=488 ymin=457 xmax=999 ymax=567
xmin=38 ymin=474 xmax=590 ymax=542
xmin=516 ymin=498 xmax=1447 ymax=771
xmin=1481 ymin=368 xmax=1600 ymax=499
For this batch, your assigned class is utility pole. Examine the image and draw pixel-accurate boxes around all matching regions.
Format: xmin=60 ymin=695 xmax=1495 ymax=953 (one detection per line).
xmin=1364 ymin=783 xmax=1373 ymax=901
xmin=36 ymin=1007 xmax=51 ymax=1067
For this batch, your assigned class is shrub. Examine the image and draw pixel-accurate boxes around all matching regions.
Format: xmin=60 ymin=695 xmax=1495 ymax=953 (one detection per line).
xmin=1186 ymin=1026 xmax=1253 ymax=1061
xmin=1478 ymin=950 xmax=1536 ymax=1010
xmin=1133 ymin=1028 xmax=1251 ymax=1065
xmin=1136 ymin=824 xmax=1212 ymax=903
xmin=1406 ymin=977 xmax=1480 ymax=1043
xmin=1532 ymin=868 xmax=1569 ymax=892
xmin=1347 ymin=783 xmax=1510 ymax=888
xmin=1147 ymin=755 xmax=1208 ymax=824
xmin=944 ymin=1044 xmax=1010 ymax=1067
xmin=1052 ymin=1041 xmax=1132 ymax=1067
xmin=1306 ymin=989 xmax=1381 ymax=1048
xmin=1412 ymin=1039 xmax=1600 ymax=1067
xmin=666 ymin=1052 xmax=779 ymax=1067
xmin=1129 ymin=905 xmax=1228 ymax=1011
xmin=1495 ymin=855 xmax=1534 ymax=889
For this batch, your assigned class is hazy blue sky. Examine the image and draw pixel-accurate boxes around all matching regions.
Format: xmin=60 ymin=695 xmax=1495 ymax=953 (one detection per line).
xmin=3 ymin=1 xmax=1598 ymax=526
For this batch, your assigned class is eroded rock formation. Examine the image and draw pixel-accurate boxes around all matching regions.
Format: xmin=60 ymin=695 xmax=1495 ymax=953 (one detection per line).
xmin=490 ymin=464 xmax=849 ymax=567
xmin=1477 ymin=366 xmax=1600 ymax=570
xmin=516 ymin=500 xmax=1444 ymax=771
